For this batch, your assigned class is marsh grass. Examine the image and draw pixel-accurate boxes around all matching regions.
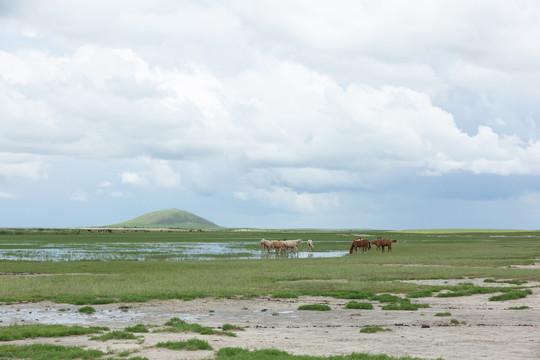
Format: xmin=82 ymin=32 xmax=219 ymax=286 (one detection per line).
xmin=77 ymin=306 xmax=96 ymax=314
xmin=213 ymin=347 xmax=438 ymax=359
xmin=156 ymin=339 xmax=213 ymax=351
xmin=125 ymin=324 xmax=149 ymax=333
xmin=90 ymin=330 xmax=139 ymax=341
xmin=0 ymin=344 xmax=104 ymax=359
xmin=345 ymin=301 xmax=374 ymax=310
xmin=160 ymin=318 xmax=235 ymax=336
xmin=0 ymin=230 xmax=538 ymax=304
xmin=222 ymin=324 xmax=245 ymax=331
xmin=488 ymin=289 xmax=532 ymax=301
xmin=507 ymin=306 xmax=530 ymax=310
xmin=0 ymin=324 xmax=108 ymax=341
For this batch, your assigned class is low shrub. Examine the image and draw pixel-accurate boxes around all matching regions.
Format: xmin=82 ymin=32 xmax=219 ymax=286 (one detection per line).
xmin=297 ymin=304 xmax=331 ymax=311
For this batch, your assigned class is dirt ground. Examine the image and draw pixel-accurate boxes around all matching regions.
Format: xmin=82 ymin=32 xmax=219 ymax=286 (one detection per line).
xmin=1 ymin=278 xmax=539 ymax=360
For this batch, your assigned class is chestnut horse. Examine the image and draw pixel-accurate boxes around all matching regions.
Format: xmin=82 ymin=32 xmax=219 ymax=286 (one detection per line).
xmin=349 ymin=238 xmax=371 ymax=254
xmin=370 ymin=237 xmax=397 ymax=252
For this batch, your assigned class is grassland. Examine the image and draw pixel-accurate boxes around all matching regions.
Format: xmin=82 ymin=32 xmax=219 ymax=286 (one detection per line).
xmin=0 ymin=229 xmax=538 ymax=304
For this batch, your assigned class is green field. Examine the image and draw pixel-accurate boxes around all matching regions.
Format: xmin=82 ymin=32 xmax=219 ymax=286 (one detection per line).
xmin=0 ymin=229 xmax=538 ymax=304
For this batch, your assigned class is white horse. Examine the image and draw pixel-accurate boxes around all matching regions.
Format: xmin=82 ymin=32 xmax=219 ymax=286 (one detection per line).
xmin=283 ymin=239 xmax=303 ymax=253
xmin=307 ymin=239 xmax=314 ymax=251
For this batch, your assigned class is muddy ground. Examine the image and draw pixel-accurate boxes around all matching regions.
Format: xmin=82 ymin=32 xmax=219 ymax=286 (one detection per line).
xmin=1 ymin=278 xmax=539 ymax=360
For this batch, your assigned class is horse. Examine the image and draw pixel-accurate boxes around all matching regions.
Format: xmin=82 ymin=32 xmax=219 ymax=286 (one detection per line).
xmin=307 ymin=239 xmax=314 ymax=251
xmin=260 ymin=239 xmax=273 ymax=252
xmin=270 ymin=240 xmax=286 ymax=254
xmin=282 ymin=239 xmax=303 ymax=253
xmin=350 ymin=238 xmax=371 ymax=254
xmin=371 ymin=237 xmax=397 ymax=252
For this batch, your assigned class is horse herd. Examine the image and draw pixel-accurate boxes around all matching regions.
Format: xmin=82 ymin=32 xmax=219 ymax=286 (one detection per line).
xmin=260 ymin=239 xmax=314 ymax=254
xmin=259 ymin=237 xmax=396 ymax=255
xmin=349 ymin=237 xmax=397 ymax=254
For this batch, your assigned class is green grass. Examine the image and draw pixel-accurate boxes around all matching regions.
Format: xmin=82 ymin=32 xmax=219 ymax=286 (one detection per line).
xmin=222 ymin=324 xmax=245 ymax=331
xmin=125 ymin=324 xmax=150 ymax=333
xmin=90 ymin=330 xmax=139 ymax=341
xmin=161 ymin=317 xmax=218 ymax=335
xmin=159 ymin=317 xmax=234 ymax=336
xmin=488 ymin=289 xmax=533 ymax=301
xmin=434 ymin=312 xmax=451 ymax=317
xmin=381 ymin=303 xmax=429 ymax=311
xmin=156 ymin=339 xmax=213 ymax=351
xmin=77 ymin=306 xmax=96 ymax=314
xmin=345 ymin=301 xmax=374 ymax=310
xmin=507 ymin=306 xmax=530 ymax=310
xmin=213 ymin=347 xmax=438 ymax=359
xmin=0 ymin=344 xmax=105 ymax=359
xmin=0 ymin=229 xmax=538 ymax=305
xmin=297 ymin=304 xmax=331 ymax=311
xmin=0 ymin=324 xmax=108 ymax=341
xmin=359 ymin=326 xmax=392 ymax=333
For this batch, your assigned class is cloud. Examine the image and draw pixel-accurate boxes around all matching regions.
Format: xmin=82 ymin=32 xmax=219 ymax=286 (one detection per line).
xmin=238 ymin=186 xmax=340 ymax=214
xmin=0 ymin=191 xmax=13 ymax=199
xmin=0 ymin=156 xmax=48 ymax=182
xmin=2 ymin=1 xmax=540 ymax=229
xmin=121 ymin=172 xmax=148 ymax=187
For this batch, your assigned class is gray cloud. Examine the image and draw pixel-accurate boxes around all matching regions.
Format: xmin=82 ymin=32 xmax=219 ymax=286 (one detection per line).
xmin=1 ymin=1 xmax=540 ymax=228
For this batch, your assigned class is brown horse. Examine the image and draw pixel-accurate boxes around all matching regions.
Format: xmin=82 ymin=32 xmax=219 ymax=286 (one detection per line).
xmin=370 ymin=237 xmax=397 ymax=252
xmin=349 ymin=238 xmax=371 ymax=254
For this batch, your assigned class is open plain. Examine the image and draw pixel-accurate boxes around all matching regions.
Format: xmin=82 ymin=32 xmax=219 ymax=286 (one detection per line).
xmin=0 ymin=229 xmax=539 ymax=359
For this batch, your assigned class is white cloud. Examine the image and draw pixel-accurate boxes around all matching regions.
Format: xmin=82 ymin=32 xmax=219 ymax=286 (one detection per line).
xmin=2 ymin=1 xmax=540 ymax=228
xmin=121 ymin=172 xmax=148 ymax=187
xmin=0 ymin=192 xmax=13 ymax=199
xmin=100 ymin=181 xmax=113 ymax=187
xmin=243 ymin=186 xmax=340 ymax=214
xmin=0 ymin=156 xmax=48 ymax=181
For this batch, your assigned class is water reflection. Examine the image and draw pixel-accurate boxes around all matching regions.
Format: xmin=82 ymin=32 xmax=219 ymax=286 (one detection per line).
xmin=0 ymin=242 xmax=349 ymax=262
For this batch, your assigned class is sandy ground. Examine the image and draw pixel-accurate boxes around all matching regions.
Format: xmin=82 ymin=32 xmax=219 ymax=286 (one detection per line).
xmin=1 ymin=279 xmax=539 ymax=360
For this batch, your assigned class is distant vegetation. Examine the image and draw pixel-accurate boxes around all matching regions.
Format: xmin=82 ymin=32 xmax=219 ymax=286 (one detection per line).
xmin=106 ymin=208 xmax=223 ymax=230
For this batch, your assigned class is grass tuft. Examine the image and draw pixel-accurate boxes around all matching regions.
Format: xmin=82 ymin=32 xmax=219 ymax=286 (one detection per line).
xmin=345 ymin=301 xmax=374 ymax=310
xmin=0 ymin=324 xmax=107 ymax=341
xmin=0 ymin=344 xmax=104 ymax=359
xmin=360 ymin=326 xmax=392 ymax=333
xmin=77 ymin=306 xmax=96 ymax=315
xmin=297 ymin=304 xmax=331 ymax=311
xmin=90 ymin=330 xmax=138 ymax=341
xmin=125 ymin=324 xmax=149 ymax=333
xmin=489 ymin=289 xmax=532 ymax=301
xmin=156 ymin=339 xmax=213 ymax=351
xmin=434 ymin=312 xmax=451 ymax=317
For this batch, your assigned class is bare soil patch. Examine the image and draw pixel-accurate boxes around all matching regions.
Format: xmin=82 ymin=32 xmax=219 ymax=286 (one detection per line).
xmin=1 ymin=286 xmax=539 ymax=360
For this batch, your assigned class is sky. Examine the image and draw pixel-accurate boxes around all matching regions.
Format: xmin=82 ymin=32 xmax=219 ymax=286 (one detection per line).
xmin=1 ymin=1 xmax=540 ymax=229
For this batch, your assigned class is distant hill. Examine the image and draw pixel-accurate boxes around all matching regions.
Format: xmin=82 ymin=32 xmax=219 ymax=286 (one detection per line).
xmin=107 ymin=209 xmax=222 ymax=229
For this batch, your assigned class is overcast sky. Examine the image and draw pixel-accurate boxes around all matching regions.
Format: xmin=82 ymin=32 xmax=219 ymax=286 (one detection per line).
xmin=1 ymin=1 xmax=540 ymax=229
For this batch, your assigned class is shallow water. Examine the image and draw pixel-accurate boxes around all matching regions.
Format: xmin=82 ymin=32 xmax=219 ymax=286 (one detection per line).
xmin=0 ymin=242 xmax=349 ymax=261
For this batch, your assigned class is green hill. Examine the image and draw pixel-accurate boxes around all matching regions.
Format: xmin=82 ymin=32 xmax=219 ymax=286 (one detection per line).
xmin=108 ymin=209 xmax=222 ymax=229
